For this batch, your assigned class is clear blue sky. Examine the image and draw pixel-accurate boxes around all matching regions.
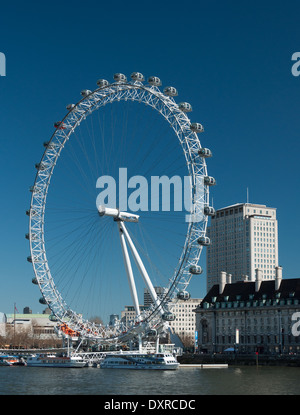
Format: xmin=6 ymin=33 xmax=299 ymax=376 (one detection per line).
xmin=0 ymin=0 xmax=299 ymax=318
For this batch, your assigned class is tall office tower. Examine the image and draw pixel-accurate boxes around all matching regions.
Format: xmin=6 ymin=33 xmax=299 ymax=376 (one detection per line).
xmin=144 ymin=286 xmax=166 ymax=307
xmin=206 ymin=203 xmax=279 ymax=291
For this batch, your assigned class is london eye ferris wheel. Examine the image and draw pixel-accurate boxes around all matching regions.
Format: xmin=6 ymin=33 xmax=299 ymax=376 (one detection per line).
xmin=26 ymin=72 xmax=215 ymax=347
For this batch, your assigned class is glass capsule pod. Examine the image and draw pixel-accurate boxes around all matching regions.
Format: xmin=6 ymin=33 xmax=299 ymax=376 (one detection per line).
xmin=189 ymin=265 xmax=203 ymax=274
xmin=35 ymin=162 xmax=47 ymax=171
xmin=162 ymin=312 xmax=176 ymax=321
xmin=81 ymin=90 xmax=92 ymax=97
xmin=27 ymin=256 xmax=32 ymax=263
xmin=204 ymin=176 xmax=216 ymax=186
xmin=198 ymin=148 xmax=212 ymax=158
xmin=43 ymin=141 xmax=56 ymax=150
xmin=131 ymin=72 xmax=144 ymax=82
xmin=148 ymin=76 xmax=161 ymax=86
xmin=113 ymin=73 xmax=127 ymax=82
xmin=163 ymin=86 xmax=178 ymax=96
xmin=177 ymin=291 xmax=191 ymax=300
xmin=39 ymin=297 xmax=47 ymax=305
xmin=178 ymin=102 xmax=192 ymax=112
xmin=204 ymin=206 xmax=215 ymax=216
xmin=32 ymin=277 xmax=38 ymax=285
xmin=190 ymin=123 xmax=204 ymax=133
xmin=96 ymin=79 xmax=109 ymax=88
xmin=26 ymin=209 xmax=36 ymax=216
xmin=197 ymin=236 xmax=211 ymax=246
xmin=49 ymin=314 xmax=58 ymax=322
xmin=26 ymin=232 xmax=37 ymax=240
xmin=29 ymin=185 xmax=42 ymax=194
xmin=66 ymin=103 xmax=75 ymax=111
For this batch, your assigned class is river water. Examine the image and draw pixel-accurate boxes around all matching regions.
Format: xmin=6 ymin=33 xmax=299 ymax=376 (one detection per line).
xmin=0 ymin=365 xmax=299 ymax=396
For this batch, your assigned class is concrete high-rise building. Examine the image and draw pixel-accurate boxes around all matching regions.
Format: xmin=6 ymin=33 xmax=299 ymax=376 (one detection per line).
xmin=206 ymin=203 xmax=279 ymax=291
xmin=168 ymin=297 xmax=201 ymax=347
xmin=144 ymin=287 xmax=166 ymax=307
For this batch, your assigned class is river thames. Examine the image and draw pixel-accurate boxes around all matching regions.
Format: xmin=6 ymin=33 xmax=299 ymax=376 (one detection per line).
xmin=1 ymin=365 xmax=299 ymax=396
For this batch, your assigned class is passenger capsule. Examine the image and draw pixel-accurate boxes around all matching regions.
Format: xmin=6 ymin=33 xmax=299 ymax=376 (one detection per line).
xmin=80 ymin=90 xmax=92 ymax=97
xmin=32 ymin=277 xmax=38 ymax=285
xmin=198 ymin=148 xmax=212 ymax=158
xmin=27 ymin=256 xmax=32 ymax=263
xmin=66 ymin=104 xmax=75 ymax=111
xmin=204 ymin=206 xmax=215 ymax=216
xmin=177 ymin=291 xmax=191 ymax=300
xmin=131 ymin=72 xmax=144 ymax=82
xmin=178 ymin=102 xmax=192 ymax=112
xmin=29 ymin=185 xmax=42 ymax=193
xmin=190 ymin=123 xmax=204 ymax=133
xmin=96 ymin=79 xmax=109 ymax=88
xmin=148 ymin=76 xmax=161 ymax=86
xmin=163 ymin=86 xmax=178 ymax=97
xmin=49 ymin=314 xmax=58 ymax=322
xmin=26 ymin=209 xmax=36 ymax=216
xmin=43 ymin=141 xmax=56 ymax=150
xmin=35 ymin=162 xmax=47 ymax=171
xmin=197 ymin=236 xmax=211 ymax=246
xmin=54 ymin=121 xmax=65 ymax=129
xmin=204 ymin=176 xmax=216 ymax=186
xmin=26 ymin=233 xmax=37 ymax=240
xmin=189 ymin=265 xmax=203 ymax=275
xmin=162 ymin=312 xmax=176 ymax=321
xmin=113 ymin=73 xmax=127 ymax=83
xmin=39 ymin=297 xmax=47 ymax=305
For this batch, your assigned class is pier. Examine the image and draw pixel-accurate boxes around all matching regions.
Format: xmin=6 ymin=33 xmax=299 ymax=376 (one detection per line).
xmin=179 ymin=363 xmax=228 ymax=368
xmin=178 ymin=353 xmax=300 ymax=367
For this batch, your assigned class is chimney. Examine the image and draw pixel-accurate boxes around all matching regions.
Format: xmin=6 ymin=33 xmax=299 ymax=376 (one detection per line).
xmin=275 ymin=266 xmax=282 ymax=290
xmin=255 ymin=268 xmax=262 ymax=292
xmin=219 ymin=271 xmax=227 ymax=294
xmin=227 ymin=273 xmax=232 ymax=284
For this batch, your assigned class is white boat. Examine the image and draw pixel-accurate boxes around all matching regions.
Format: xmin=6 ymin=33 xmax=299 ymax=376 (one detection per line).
xmin=26 ymin=353 xmax=86 ymax=368
xmin=100 ymin=352 xmax=180 ymax=370
xmin=0 ymin=355 xmax=26 ymax=366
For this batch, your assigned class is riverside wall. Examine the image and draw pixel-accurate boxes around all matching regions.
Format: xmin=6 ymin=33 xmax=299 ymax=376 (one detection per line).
xmin=177 ymin=353 xmax=300 ymax=367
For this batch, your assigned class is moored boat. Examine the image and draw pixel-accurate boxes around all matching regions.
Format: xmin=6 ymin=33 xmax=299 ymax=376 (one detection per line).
xmin=0 ymin=355 xmax=26 ymax=366
xmin=26 ymin=353 xmax=86 ymax=368
xmin=100 ymin=352 xmax=179 ymax=370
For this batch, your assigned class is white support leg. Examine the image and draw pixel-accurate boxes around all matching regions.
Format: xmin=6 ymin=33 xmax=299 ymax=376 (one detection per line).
xmin=119 ymin=221 xmax=163 ymax=315
xmin=99 ymin=206 xmax=163 ymax=351
xmin=117 ymin=222 xmax=141 ymax=321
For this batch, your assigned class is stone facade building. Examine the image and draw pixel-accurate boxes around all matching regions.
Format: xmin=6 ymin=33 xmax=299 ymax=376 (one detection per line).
xmin=195 ymin=267 xmax=300 ymax=354
xmin=168 ymin=298 xmax=201 ymax=347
